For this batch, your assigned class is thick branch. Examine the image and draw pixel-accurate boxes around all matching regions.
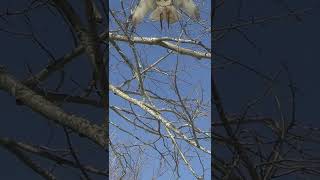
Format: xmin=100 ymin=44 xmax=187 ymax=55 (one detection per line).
xmin=109 ymin=33 xmax=211 ymax=59
xmin=0 ymin=68 xmax=107 ymax=148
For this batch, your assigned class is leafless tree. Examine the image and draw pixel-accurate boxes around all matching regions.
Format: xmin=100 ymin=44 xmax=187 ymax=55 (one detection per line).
xmin=213 ymin=0 xmax=320 ymax=179
xmin=0 ymin=0 xmax=211 ymax=179
xmin=109 ymin=0 xmax=211 ymax=179
xmin=0 ymin=0 xmax=108 ymax=179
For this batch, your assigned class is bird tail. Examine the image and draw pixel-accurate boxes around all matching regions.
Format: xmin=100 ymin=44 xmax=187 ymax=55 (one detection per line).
xmin=149 ymin=6 xmax=180 ymax=24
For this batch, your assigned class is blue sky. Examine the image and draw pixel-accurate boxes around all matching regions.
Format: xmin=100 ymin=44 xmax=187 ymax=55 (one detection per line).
xmin=109 ymin=0 xmax=211 ymax=179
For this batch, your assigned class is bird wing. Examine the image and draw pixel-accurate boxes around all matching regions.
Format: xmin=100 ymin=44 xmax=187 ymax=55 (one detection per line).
xmin=132 ymin=0 xmax=156 ymax=25
xmin=174 ymin=0 xmax=200 ymax=20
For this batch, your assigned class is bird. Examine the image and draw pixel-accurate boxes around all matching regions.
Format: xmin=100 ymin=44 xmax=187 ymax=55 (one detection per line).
xmin=131 ymin=0 xmax=200 ymax=27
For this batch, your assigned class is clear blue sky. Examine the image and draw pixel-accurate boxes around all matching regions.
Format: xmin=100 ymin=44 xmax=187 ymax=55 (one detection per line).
xmin=109 ymin=0 xmax=211 ymax=179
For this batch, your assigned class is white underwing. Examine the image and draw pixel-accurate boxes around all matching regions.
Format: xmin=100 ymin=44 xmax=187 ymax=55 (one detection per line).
xmin=131 ymin=0 xmax=156 ymax=26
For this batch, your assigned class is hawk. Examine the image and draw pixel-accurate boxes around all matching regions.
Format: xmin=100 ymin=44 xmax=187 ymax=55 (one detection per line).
xmin=131 ymin=0 xmax=200 ymax=27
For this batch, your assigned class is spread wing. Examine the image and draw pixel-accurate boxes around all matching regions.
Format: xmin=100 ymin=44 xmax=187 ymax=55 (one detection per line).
xmin=174 ymin=0 xmax=200 ymax=20
xmin=132 ymin=0 xmax=156 ymax=26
